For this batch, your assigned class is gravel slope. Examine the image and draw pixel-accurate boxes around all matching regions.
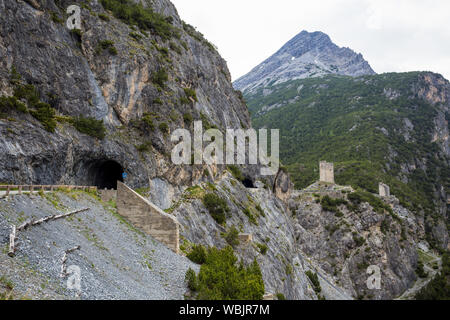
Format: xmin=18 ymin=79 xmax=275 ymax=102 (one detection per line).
xmin=0 ymin=191 xmax=198 ymax=300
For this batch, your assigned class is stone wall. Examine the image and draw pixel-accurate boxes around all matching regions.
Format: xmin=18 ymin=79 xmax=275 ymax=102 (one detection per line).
xmin=379 ymin=183 xmax=390 ymax=197
xmin=116 ymin=181 xmax=180 ymax=253
xmin=238 ymin=233 xmax=253 ymax=244
xmin=99 ymin=189 xmax=117 ymax=202
xmin=319 ymin=161 xmax=335 ymax=184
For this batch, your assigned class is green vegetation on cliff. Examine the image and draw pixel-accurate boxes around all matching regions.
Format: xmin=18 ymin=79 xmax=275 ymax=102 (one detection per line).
xmin=99 ymin=0 xmax=178 ymax=40
xmin=246 ymin=73 xmax=449 ymax=221
xmin=185 ymin=246 xmax=264 ymax=300
xmin=415 ymin=252 xmax=450 ymax=299
xmin=203 ymin=193 xmax=230 ymax=224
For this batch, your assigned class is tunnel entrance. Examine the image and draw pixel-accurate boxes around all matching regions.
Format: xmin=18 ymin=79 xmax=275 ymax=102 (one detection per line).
xmin=242 ymin=177 xmax=256 ymax=189
xmin=90 ymin=160 xmax=124 ymax=190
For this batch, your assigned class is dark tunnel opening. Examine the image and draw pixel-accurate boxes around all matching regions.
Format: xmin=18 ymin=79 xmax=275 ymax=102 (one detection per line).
xmin=242 ymin=177 xmax=256 ymax=189
xmin=90 ymin=160 xmax=124 ymax=190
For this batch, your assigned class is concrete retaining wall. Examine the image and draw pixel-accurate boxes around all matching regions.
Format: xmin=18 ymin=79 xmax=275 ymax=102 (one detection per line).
xmin=116 ymin=181 xmax=179 ymax=254
xmin=99 ymin=189 xmax=117 ymax=202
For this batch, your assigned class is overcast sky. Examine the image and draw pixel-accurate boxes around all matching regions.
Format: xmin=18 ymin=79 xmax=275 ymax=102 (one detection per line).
xmin=171 ymin=0 xmax=450 ymax=82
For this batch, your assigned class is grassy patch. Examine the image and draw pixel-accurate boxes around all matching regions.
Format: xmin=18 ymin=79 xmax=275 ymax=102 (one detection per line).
xmin=100 ymin=0 xmax=178 ymax=41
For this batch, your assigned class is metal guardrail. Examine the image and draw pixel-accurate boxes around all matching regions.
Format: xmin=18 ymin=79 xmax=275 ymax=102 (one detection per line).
xmin=0 ymin=185 xmax=97 ymax=197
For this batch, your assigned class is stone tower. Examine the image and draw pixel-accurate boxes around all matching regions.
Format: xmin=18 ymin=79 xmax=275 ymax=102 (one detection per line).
xmin=319 ymin=161 xmax=334 ymax=184
xmin=379 ymin=183 xmax=390 ymax=197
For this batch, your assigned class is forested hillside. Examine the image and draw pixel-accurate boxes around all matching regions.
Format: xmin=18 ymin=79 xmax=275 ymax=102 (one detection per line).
xmin=245 ymin=72 xmax=449 ymax=249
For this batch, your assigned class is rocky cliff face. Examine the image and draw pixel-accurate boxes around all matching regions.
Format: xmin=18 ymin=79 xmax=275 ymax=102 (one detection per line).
xmin=233 ymin=30 xmax=375 ymax=94
xmin=0 ymin=0 xmax=443 ymax=301
xmin=0 ymin=0 xmax=249 ymax=191
xmin=0 ymin=0 xmax=313 ymax=300
xmin=289 ymin=184 xmax=422 ymax=299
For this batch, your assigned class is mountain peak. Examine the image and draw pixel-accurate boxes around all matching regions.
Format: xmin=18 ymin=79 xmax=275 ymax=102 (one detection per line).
xmin=234 ymin=30 xmax=375 ymax=93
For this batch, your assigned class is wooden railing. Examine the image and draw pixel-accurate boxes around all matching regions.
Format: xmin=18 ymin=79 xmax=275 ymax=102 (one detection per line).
xmin=0 ymin=185 xmax=97 ymax=197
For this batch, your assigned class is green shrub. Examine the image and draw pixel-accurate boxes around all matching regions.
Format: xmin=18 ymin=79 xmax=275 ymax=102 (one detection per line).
xmin=185 ymin=268 xmax=199 ymax=291
xmin=223 ymin=226 xmax=240 ymax=248
xmin=129 ymin=32 xmax=142 ymax=41
xmin=353 ymin=234 xmax=366 ymax=247
xmin=153 ymin=98 xmax=163 ymax=105
xmin=73 ymin=116 xmax=106 ymax=139
xmin=183 ymin=113 xmax=194 ymax=124
xmin=203 ymin=193 xmax=230 ymax=224
xmin=10 ymin=82 xmax=60 ymax=132
xmin=335 ymin=211 xmax=344 ymax=217
xmin=169 ymin=41 xmax=182 ymax=55
xmin=70 ymin=28 xmax=82 ymax=46
xmin=157 ymin=46 xmax=169 ymax=57
xmin=179 ymin=97 xmax=190 ymax=105
xmin=348 ymin=191 xmax=393 ymax=215
xmin=416 ymin=261 xmax=428 ymax=278
xmin=325 ymin=224 xmax=339 ymax=235
xmin=9 ymin=66 xmax=21 ymax=85
xmin=136 ymin=142 xmax=151 ymax=152
xmin=187 ymin=244 xmax=207 ymax=264
xmin=142 ymin=113 xmax=155 ymax=131
xmin=50 ymin=11 xmax=64 ymax=23
xmin=227 ymin=165 xmax=244 ymax=183
xmin=357 ymin=261 xmax=369 ymax=271
xmin=256 ymin=243 xmax=268 ymax=255
xmin=184 ymin=88 xmax=198 ymax=102
xmin=276 ymin=293 xmax=286 ymax=300
xmin=98 ymin=13 xmax=110 ymax=21
xmin=320 ymin=195 xmax=347 ymax=213
xmin=158 ymin=122 xmax=169 ymax=134
xmin=186 ymin=246 xmax=264 ymax=300
xmin=255 ymin=204 xmax=266 ymax=217
xmin=152 ymin=68 xmax=168 ymax=88
xmin=243 ymin=207 xmax=257 ymax=225
xmin=30 ymin=103 xmax=56 ymax=132
xmin=13 ymin=84 xmax=39 ymax=106
xmin=380 ymin=219 xmax=390 ymax=234
xmin=0 ymin=96 xmax=27 ymax=116
xmin=96 ymin=40 xmax=117 ymax=55
xmin=305 ymin=270 xmax=322 ymax=294
xmin=200 ymin=112 xmax=217 ymax=130
xmin=99 ymin=0 xmax=178 ymax=40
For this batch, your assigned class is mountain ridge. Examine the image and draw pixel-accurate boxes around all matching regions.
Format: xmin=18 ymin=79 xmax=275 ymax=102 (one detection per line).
xmin=234 ymin=30 xmax=375 ymax=93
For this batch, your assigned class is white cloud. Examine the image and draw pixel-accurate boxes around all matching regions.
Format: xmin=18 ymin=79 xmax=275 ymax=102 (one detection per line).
xmin=171 ymin=0 xmax=450 ymax=81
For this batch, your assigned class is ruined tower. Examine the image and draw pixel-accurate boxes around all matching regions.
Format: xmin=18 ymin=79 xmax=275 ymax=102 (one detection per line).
xmin=379 ymin=183 xmax=390 ymax=197
xmin=319 ymin=161 xmax=335 ymax=184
